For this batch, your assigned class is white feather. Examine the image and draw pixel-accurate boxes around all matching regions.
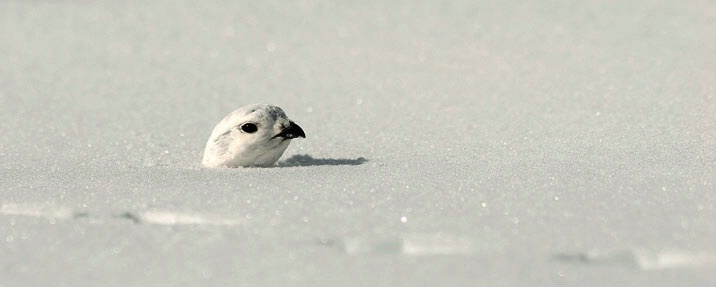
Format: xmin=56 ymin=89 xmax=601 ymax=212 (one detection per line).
xmin=202 ymin=104 xmax=305 ymax=168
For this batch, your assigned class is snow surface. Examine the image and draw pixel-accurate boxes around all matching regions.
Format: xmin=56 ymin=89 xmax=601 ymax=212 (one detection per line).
xmin=1 ymin=0 xmax=715 ymax=286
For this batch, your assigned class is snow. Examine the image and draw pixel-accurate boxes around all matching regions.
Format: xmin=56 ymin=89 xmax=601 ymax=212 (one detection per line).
xmin=1 ymin=0 xmax=715 ymax=286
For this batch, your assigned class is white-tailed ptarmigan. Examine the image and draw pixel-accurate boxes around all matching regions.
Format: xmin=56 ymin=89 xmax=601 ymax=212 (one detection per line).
xmin=202 ymin=104 xmax=305 ymax=167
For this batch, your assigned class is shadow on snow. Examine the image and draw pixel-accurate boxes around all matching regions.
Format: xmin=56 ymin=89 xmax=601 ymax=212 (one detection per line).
xmin=278 ymin=154 xmax=367 ymax=167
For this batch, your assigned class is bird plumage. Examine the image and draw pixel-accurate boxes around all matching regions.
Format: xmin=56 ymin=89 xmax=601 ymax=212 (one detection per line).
xmin=202 ymin=104 xmax=305 ymax=168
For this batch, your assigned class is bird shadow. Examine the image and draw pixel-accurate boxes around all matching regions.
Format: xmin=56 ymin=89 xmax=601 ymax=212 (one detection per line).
xmin=278 ymin=154 xmax=368 ymax=167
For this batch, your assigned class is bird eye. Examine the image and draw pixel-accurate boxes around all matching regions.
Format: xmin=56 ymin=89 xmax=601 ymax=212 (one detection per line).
xmin=240 ymin=123 xmax=258 ymax=133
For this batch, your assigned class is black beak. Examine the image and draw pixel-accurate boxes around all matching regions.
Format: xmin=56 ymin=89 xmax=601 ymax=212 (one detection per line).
xmin=274 ymin=121 xmax=306 ymax=140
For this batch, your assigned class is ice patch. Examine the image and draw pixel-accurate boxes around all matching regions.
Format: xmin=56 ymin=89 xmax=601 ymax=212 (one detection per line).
xmin=401 ymin=233 xmax=474 ymax=255
xmin=552 ymin=249 xmax=716 ymax=271
xmin=317 ymin=233 xmax=474 ymax=256
xmin=0 ymin=202 xmax=244 ymax=227
xmin=0 ymin=202 xmax=75 ymax=220
xmin=136 ymin=210 xmax=244 ymax=226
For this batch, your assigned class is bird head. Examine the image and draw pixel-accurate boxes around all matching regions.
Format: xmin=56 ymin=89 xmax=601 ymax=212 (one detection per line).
xmin=202 ymin=104 xmax=305 ymax=167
